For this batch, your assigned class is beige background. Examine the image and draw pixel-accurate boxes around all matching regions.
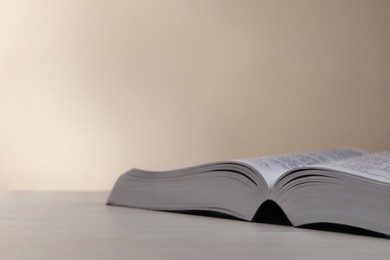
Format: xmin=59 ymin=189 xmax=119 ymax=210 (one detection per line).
xmin=1 ymin=0 xmax=389 ymax=191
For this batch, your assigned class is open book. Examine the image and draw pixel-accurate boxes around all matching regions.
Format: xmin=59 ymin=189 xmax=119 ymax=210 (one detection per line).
xmin=107 ymin=148 xmax=390 ymax=236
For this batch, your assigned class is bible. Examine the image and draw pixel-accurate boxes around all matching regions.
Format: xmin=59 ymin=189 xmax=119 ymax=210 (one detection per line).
xmin=107 ymin=148 xmax=390 ymax=236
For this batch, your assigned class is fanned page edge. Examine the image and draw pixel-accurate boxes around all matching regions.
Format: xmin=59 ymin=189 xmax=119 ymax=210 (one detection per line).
xmin=269 ymin=150 xmax=390 ymax=236
xmin=107 ymin=160 xmax=270 ymax=221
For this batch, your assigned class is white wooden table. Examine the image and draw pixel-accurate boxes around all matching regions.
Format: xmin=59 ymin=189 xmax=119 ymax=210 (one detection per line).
xmin=1 ymin=192 xmax=389 ymax=260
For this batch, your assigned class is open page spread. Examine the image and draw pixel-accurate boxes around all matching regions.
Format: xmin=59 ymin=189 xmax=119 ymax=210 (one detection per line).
xmin=236 ymin=148 xmax=367 ymax=188
xmin=313 ymin=150 xmax=390 ymax=183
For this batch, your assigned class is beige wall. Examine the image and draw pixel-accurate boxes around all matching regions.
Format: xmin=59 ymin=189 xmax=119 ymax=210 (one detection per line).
xmin=1 ymin=0 xmax=389 ymax=190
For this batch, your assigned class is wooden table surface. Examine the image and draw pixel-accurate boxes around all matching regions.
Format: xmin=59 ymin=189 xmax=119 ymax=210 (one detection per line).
xmin=1 ymin=192 xmax=389 ymax=260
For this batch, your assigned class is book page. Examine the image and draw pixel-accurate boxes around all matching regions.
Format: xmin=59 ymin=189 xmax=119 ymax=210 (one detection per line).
xmin=236 ymin=148 xmax=367 ymax=188
xmin=314 ymin=150 xmax=390 ymax=183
